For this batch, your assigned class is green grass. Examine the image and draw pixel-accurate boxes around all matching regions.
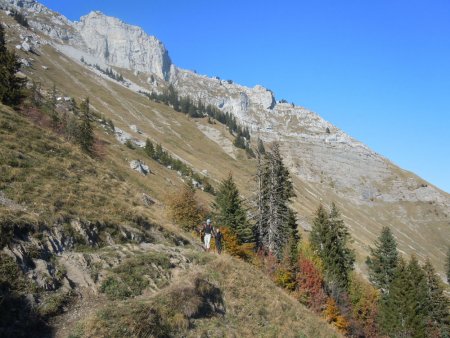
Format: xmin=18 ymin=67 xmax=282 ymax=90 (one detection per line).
xmin=37 ymin=290 xmax=75 ymax=318
xmin=76 ymin=254 xmax=342 ymax=338
xmin=100 ymin=252 xmax=172 ymax=300
xmin=0 ymin=104 xmax=155 ymax=247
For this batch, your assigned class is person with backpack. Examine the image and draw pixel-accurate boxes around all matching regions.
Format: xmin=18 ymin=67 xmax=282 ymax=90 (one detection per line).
xmin=202 ymin=218 xmax=214 ymax=252
xmin=214 ymin=227 xmax=223 ymax=254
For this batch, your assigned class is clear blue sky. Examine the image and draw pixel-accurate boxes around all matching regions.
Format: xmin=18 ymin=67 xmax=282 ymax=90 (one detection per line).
xmin=40 ymin=0 xmax=450 ymax=193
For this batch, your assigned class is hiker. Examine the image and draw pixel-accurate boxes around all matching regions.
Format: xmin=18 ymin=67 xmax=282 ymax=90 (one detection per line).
xmin=202 ymin=218 xmax=213 ymax=252
xmin=215 ymin=227 xmax=223 ymax=254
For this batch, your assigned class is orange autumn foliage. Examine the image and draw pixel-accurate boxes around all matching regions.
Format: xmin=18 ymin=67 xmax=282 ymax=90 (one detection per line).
xmin=166 ymin=185 xmax=207 ymax=231
xmin=220 ymin=227 xmax=255 ymax=261
xmin=348 ymin=273 xmax=380 ymax=337
xmin=296 ymin=257 xmax=327 ymax=313
xmin=324 ymin=298 xmax=349 ymax=335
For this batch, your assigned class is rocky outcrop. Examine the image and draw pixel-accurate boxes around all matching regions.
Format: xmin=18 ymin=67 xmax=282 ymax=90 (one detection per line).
xmin=1 ymin=1 xmax=172 ymax=80
xmin=130 ymin=160 xmax=150 ymax=175
xmin=74 ymin=11 xmax=172 ymax=80
xmin=170 ymin=68 xmax=276 ymax=121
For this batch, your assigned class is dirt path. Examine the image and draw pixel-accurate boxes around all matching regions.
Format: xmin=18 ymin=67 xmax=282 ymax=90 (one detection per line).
xmin=50 ymin=288 xmax=107 ymax=337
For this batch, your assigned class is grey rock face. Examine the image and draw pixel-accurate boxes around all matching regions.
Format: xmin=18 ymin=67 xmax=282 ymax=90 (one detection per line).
xmin=74 ymin=11 xmax=172 ymax=80
xmin=170 ymin=68 xmax=276 ymax=118
xmin=130 ymin=160 xmax=150 ymax=175
xmin=1 ymin=1 xmax=172 ymax=80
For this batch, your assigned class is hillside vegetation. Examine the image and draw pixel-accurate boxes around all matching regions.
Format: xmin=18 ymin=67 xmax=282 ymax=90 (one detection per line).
xmin=0 ymin=103 xmax=340 ymax=337
xmin=1 ymin=4 xmax=449 ymax=337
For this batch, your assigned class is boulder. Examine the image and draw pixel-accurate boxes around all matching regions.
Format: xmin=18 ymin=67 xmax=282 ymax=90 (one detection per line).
xmin=130 ymin=160 xmax=150 ymax=175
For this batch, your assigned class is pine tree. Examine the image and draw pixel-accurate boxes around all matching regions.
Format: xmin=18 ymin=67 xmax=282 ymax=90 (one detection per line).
xmin=50 ymin=83 xmax=59 ymax=129
xmin=366 ymin=226 xmax=399 ymax=295
xmin=380 ymin=256 xmax=429 ymax=338
xmin=287 ymin=209 xmax=300 ymax=267
xmin=379 ymin=258 xmax=409 ymax=336
xmin=423 ymin=259 xmax=450 ymax=337
xmin=326 ymin=203 xmax=355 ymax=290
xmin=257 ymin=138 xmax=266 ymax=155
xmin=145 ymin=138 xmax=155 ymax=159
xmin=155 ymin=143 xmax=164 ymax=161
xmin=310 ymin=204 xmax=329 ymax=255
xmin=30 ymin=80 xmax=41 ymax=107
xmin=310 ymin=203 xmax=355 ymax=290
xmin=233 ymin=134 xmax=246 ymax=149
xmin=77 ymin=97 xmax=94 ymax=153
xmin=212 ymin=173 xmax=253 ymax=243
xmin=0 ymin=24 xmax=25 ymax=106
xmin=446 ymin=247 xmax=450 ymax=284
xmin=255 ymin=143 xmax=295 ymax=258
xmin=405 ymin=256 xmax=429 ymax=338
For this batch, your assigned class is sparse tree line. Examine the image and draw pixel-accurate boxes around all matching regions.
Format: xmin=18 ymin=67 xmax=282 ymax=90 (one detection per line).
xmin=80 ymin=57 xmax=125 ymax=83
xmin=144 ymin=138 xmax=215 ymax=195
xmin=140 ymin=85 xmax=255 ymax=157
xmin=32 ymin=83 xmax=96 ymax=154
xmin=169 ymin=141 xmax=450 ymax=338
xmin=0 ymin=5 xmax=29 ymax=27
xmin=6 ymin=8 xmax=29 ymax=27
xmin=1 ymin=23 xmax=97 ymax=155
xmin=0 ymin=23 xmax=26 ymax=106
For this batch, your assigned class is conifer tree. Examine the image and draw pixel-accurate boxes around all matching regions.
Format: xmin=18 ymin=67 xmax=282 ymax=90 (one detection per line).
xmin=255 ymin=143 xmax=296 ymax=258
xmin=366 ymin=226 xmax=399 ymax=295
xmin=446 ymin=247 xmax=450 ymax=284
xmin=405 ymin=256 xmax=429 ymax=337
xmin=50 ymin=83 xmax=59 ymax=129
xmin=327 ymin=203 xmax=355 ymax=290
xmin=310 ymin=203 xmax=355 ymax=290
xmin=30 ymin=80 xmax=41 ymax=107
xmin=287 ymin=209 xmax=300 ymax=267
xmin=233 ymin=133 xmax=246 ymax=149
xmin=0 ymin=24 xmax=25 ymax=105
xmin=212 ymin=173 xmax=253 ymax=243
xmin=145 ymin=138 xmax=155 ymax=159
xmin=310 ymin=204 xmax=328 ymax=254
xmin=257 ymin=138 xmax=266 ymax=155
xmin=77 ymin=97 xmax=94 ymax=153
xmin=423 ymin=259 xmax=450 ymax=337
xmin=380 ymin=256 xmax=429 ymax=338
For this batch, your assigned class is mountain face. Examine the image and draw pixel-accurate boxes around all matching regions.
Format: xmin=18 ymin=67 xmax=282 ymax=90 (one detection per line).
xmin=75 ymin=11 xmax=172 ymax=80
xmin=2 ymin=0 xmax=449 ymax=278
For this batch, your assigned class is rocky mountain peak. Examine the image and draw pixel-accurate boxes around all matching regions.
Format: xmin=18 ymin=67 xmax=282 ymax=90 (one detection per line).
xmin=74 ymin=11 xmax=172 ymax=80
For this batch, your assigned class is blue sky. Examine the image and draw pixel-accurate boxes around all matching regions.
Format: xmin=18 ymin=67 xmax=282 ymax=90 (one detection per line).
xmin=40 ymin=0 xmax=450 ymax=193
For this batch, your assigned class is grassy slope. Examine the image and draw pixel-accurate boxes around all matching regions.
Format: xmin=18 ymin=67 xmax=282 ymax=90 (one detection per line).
xmin=77 ymin=255 xmax=340 ymax=338
xmin=0 ymin=104 xmax=341 ymax=337
xmin=27 ymin=41 xmax=450 ymax=278
xmin=2 ymin=3 xmax=449 ymax=278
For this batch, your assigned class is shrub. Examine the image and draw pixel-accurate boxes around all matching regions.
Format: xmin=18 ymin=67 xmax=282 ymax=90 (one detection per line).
xmin=167 ymin=185 xmax=207 ymax=231
xmin=124 ymin=139 xmax=135 ymax=149
xmin=324 ymin=298 xmax=349 ymax=335
xmin=296 ymin=257 xmax=327 ymax=313
xmin=100 ymin=252 xmax=171 ymax=300
xmin=221 ymin=227 xmax=255 ymax=261
xmin=10 ymin=10 xmax=29 ymax=27
xmin=100 ymin=276 xmax=131 ymax=300
xmin=37 ymin=291 xmax=74 ymax=318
